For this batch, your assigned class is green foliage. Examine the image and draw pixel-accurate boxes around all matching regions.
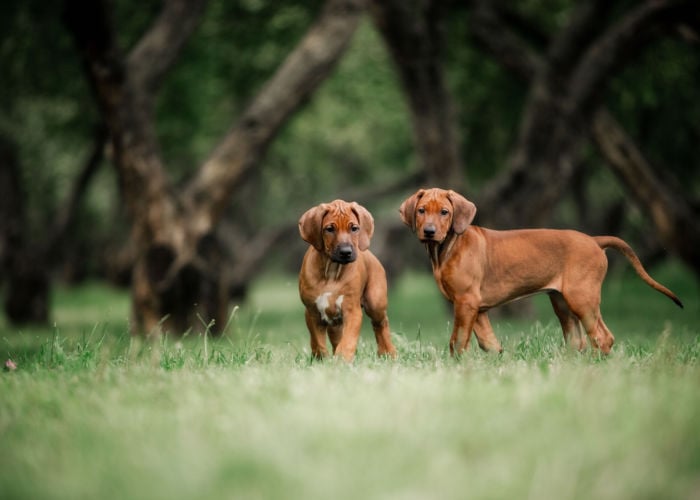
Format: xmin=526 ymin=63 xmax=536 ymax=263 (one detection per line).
xmin=0 ymin=0 xmax=99 ymax=237
xmin=258 ymin=20 xmax=413 ymax=221
xmin=445 ymin=16 xmax=526 ymax=187
xmin=155 ymin=0 xmax=325 ymax=175
xmin=608 ymin=38 xmax=700 ymax=197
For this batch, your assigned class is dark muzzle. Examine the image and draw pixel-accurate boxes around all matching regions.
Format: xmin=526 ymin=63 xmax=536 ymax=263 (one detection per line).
xmin=332 ymin=244 xmax=356 ymax=263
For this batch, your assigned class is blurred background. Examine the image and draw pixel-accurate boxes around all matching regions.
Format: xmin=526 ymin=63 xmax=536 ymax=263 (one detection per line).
xmin=1 ymin=0 xmax=698 ymax=336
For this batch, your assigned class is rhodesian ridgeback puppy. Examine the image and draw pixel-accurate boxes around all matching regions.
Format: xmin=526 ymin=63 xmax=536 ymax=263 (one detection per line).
xmin=399 ymin=188 xmax=683 ymax=356
xmin=298 ymin=200 xmax=397 ymax=361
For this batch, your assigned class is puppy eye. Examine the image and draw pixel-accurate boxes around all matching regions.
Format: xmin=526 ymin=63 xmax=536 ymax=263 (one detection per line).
xmin=324 ymin=226 xmax=335 ymax=233
xmin=417 ymin=207 xmax=426 ymax=214
xmin=440 ymin=208 xmax=449 ymax=216
xmin=351 ymin=225 xmax=360 ymax=233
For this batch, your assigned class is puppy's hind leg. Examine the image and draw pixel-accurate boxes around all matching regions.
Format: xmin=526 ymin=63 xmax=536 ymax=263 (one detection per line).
xmin=367 ymin=310 xmax=397 ymax=358
xmin=549 ymin=292 xmax=587 ymax=351
xmin=595 ymin=315 xmax=615 ymax=353
xmin=567 ymin=299 xmax=614 ymax=354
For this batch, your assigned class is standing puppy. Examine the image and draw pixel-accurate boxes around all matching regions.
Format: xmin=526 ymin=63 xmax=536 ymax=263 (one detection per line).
xmin=298 ymin=200 xmax=397 ymax=361
xmin=399 ymin=188 xmax=683 ymax=356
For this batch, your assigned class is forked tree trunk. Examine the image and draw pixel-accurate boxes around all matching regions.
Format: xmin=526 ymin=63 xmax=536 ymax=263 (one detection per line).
xmin=65 ymin=0 xmax=366 ymax=336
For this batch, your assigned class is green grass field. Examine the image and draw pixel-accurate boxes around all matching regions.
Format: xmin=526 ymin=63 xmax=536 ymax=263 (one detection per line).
xmin=1 ymin=261 xmax=699 ymax=499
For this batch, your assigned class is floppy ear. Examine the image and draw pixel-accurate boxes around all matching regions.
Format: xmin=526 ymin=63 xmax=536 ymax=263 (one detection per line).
xmin=447 ymin=190 xmax=477 ymax=234
xmin=399 ymin=189 xmax=425 ymax=231
xmin=351 ymin=202 xmax=374 ymax=251
xmin=298 ymin=204 xmax=328 ymax=251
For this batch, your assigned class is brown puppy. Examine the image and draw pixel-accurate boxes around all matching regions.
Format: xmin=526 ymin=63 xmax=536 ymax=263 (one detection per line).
xmin=298 ymin=200 xmax=397 ymax=361
xmin=399 ymin=188 xmax=683 ymax=356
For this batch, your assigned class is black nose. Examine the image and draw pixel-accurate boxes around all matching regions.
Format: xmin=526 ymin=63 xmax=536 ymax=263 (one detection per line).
xmin=333 ymin=244 xmax=356 ymax=263
xmin=423 ymin=225 xmax=436 ymax=239
xmin=339 ymin=245 xmax=353 ymax=259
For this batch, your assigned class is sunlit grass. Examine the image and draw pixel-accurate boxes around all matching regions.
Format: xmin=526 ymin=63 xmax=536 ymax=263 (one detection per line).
xmin=0 ymin=261 xmax=698 ymax=499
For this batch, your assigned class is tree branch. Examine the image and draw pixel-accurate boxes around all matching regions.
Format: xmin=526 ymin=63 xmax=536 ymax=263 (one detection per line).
xmin=469 ymin=0 xmax=698 ymax=227
xmin=591 ymin=109 xmax=700 ymax=273
xmin=184 ymin=0 xmax=367 ymax=231
xmin=221 ymin=168 xmax=425 ymax=294
xmin=467 ymin=0 xmax=700 ymax=275
xmin=569 ymin=0 xmax=699 ymax=115
xmin=65 ymin=0 xmax=181 ymax=245
xmin=544 ymin=0 xmax=612 ymax=75
xmin=468 ymin=1 xmax=539 ymax=82
xmin=127 ymin=0 xmax=209 ymax=95
xmin=45 ymin=125 xmax=108 ymax=259
xmin=337 ymin=169 xmax=426 ymax=205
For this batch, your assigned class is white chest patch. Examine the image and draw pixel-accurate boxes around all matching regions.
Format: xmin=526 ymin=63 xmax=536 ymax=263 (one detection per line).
xmin=315 ymin=292 xmax=344 ymax=325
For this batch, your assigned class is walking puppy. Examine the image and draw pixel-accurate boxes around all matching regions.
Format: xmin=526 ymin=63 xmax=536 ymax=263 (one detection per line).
xmin=299 ymin=200 xmax=397 ymax=361
xmin=399 ymin=188 xmax=683 ymax=356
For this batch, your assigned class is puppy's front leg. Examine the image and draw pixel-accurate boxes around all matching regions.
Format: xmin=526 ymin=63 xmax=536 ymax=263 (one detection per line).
xmin=371 ymin=315 xmax=396 ymax=358
xmin=305 ymin=309 xmax=329 ymax=359
xmin=334 ymin=308 xmax=363 ymax=362
xmin=328 ymin=324 xmax=342 ymax=354
xmin=473 ymin=313 xmax=503 ymax=353
xmin=450 ymin=297 xmax=479 ymax=356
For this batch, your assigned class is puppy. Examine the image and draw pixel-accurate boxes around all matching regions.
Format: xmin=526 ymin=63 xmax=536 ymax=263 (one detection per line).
xmin=400 ymin=188 xmax=682 ymax=355
xmin=298 ymin=200 xmax=397 ymax=361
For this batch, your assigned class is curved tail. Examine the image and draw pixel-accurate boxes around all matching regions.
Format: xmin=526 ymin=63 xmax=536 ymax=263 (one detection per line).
xmin=595 ymin=236 xmax=683 ymax=308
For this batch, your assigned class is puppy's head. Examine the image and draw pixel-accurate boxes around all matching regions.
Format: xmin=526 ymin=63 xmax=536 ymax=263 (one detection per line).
xmin=299 ymin=200 xmax=374 ymax=263
xmin=399 ymin=188 xmax=476 ymax=243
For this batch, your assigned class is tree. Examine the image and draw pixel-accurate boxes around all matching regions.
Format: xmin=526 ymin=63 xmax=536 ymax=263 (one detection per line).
xmin=0 ymin=0 xmax=108 ymax=324
xmin=64 ymin=0 xmax=366 ymax=335
xmin=465 ymin=0 xmax=700 ymax=277
xmin=370 ymin=0 xmax=464 ymax=190
xmin=592 ymin=110 xmax=700 ymax=277
xmin=0 ymin=126 xmax=105 ymax=324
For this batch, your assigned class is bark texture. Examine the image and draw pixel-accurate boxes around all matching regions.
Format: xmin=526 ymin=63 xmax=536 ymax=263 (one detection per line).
xmin=64 ymin=0 xmax=366 ymax=335
xmin=466 ymin=0 xmax=700 ymax=277
xmin=370 ymin=0 xmax=464 ymax=189
xmin=471 ymin=0 xmax=698 ymax=228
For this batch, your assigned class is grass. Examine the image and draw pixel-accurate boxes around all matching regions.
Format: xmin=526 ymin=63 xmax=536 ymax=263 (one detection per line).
xmin=1 ymin=260 xmax=699 ymax=499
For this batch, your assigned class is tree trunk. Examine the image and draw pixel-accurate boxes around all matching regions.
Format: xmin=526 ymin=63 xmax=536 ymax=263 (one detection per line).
xmin=592 ymin=110 xmax=700 ymax=276
xmin=65 ymin=0 xmax=366 ymax=336
xmin=472 ymin=0 xmax=698 ymax=228
xmin=475 ymin=0 xmax=612 ymax=227
xmin=0 ymin=134 xmax=23 ymax=280
xmin=0 ymin=129 xmax=103 ymax=324
xmin=0 ymin=135 xmax=47 ymax=323
xmin=467 ymin=0 xmax=700 ymax=280
xmin=370 ymin=0 xmax=464 ymax=190
xmin=4 ymin=252 xmax=50 ymax=324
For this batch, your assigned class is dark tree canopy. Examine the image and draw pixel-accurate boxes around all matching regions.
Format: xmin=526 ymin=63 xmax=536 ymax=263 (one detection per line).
xmin=1 ymin=0 xmax=698 ymax=329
